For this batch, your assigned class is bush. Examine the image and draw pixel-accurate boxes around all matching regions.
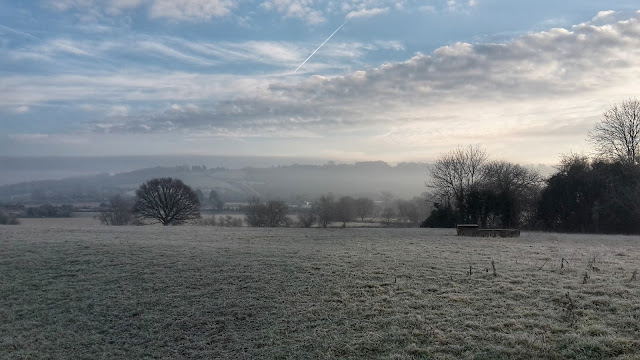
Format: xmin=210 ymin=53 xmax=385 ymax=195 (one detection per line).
xmin=244 ymin=197 xmax=290 ymax=227
xmin=297 ymin=211 xmax=316 ymax=228
xmin=24 ymin=204 xmax=74 ymax=218
xmin=98 ymin=194 xmax=134 ymax=226
xmin=220 ymin=215 xmax=243 ymax=227
xmin=0 ymin=210 xmax=20 ymax=225
xmin=421 ymin=205 xmax=458 ymax=228
xmin=197 ymin=216 xmax=217 ymax=226
xmin=196 ymin=215 xmax=243 ymax=227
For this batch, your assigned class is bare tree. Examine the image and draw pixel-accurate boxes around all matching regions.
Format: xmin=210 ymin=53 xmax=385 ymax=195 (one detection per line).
xmin=194 ymin=189 xmax=205 ymax=204
xmin=589 ymin=98 xmax=640 ymax=164
xmin=479 ymin=161 xmax=543 ymax=228
xmin=209 ymin=190 xmax=225 ymax=211
xmin=297 ymin=210 xmax=316 ymax=228
xmin=98 ymin=194 xmax=133 ymax=225
xmin=245 ymin=196 xmax=266 ymax=227
xmin=264 ymin=200 xmax=290 ymax=227
xmin=354 ymin=197 xmax=375 ymax=222
xmin=133 ymin=178 xmax=200 ymax=226
xmin=335 ymin=196 xmax=355 ymax=227
xmin=429 ymin=145 xmax=488 ymax=209
xmin=396 ymin=199 xmax=420 ymax=225
xmin=313 ymin=194 xmax=335 ymax=228
xmin=244 ymin=197 xmax=290 ymax=227
xmin=381 ymin=207 xmax=396 ymax=227
xmin=482 ymin=161 xmax=542 ymax=194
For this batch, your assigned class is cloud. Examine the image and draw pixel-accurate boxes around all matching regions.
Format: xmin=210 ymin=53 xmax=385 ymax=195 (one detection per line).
xmin=136 ymin=40 xmax=217 ymax=66
xmin=346 ymin=7 xmax=388 ymax=19
xmin=82 ymin=11 xmax=640 ymax=154
xmin=593 ymin=10 xmax=616 ymax=21
xmin=260 ymin=0 xmax=325 ymax=24
xmin=47 ymin=0 xmax=143 ymax=14
xmin=446 ymin=0 xmax=477 ymax=12
xmin=5 ymin=35 xmax=309 ymax=69
xmin=46 ymin=0 xmax=235 ymax=22
xmin=149 ymin=0 xmax=236 ymax=21
xmin=8 ymin=133 xmax=89 ymax=145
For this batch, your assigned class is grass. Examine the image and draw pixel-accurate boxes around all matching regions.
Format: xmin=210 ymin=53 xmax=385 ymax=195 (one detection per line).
xmin=1 ymin=218 xmax=640 ymax=359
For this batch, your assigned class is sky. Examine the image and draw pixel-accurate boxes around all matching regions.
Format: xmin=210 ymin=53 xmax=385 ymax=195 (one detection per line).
xmin=1 ymin=1 xmax=640 ymax=164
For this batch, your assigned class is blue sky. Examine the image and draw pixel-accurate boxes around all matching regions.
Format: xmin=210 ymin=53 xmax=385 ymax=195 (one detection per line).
xmin=1 ymin=1 xmax=640 ymax=164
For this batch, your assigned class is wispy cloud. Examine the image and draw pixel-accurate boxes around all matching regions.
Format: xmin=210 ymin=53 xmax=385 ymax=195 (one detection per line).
xmin=346 ymin=7 xmax=389 ymax=19
xmin=46 ymin=0 xmax=235 ymax=22
xmin=0 ymin=24 xmax=40 ymax=40
xmin=260 ymin=0 xmax=326 ymax=24
xmin=81 ymin=12 xmax=640 ymax=152
xmin=136 ymin=40 xmax=217 ymax=66
xmin=149 ymin=0 xmax=236 ymax=21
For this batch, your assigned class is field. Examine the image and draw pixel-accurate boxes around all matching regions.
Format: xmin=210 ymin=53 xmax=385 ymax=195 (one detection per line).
xmin=2 ymin=218 xmax=640 ymax=359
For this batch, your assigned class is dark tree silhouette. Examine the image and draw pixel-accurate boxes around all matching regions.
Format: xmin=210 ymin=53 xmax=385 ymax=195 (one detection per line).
xmin=133 ymin=178 xmax=200 ymax=226
xmin=536 ymin=155 xmax=640 ymax=234
xmin=589 ymin=98 xmax=640 ymax=165
xmin=429 ymin=145 xmax=488 ymax=210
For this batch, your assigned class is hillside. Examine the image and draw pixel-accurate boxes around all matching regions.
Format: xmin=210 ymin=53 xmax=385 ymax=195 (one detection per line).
xmin=0 ymin=161 xmax=432 ymax=204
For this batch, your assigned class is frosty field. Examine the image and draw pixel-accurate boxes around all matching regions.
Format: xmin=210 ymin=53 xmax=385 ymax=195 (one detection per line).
xmin=1 ymin=218 xmax=639 ymax=359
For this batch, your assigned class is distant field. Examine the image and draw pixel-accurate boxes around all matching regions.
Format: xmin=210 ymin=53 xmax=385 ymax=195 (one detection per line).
xmin=2 ymin=219 xmax=639 ymax=359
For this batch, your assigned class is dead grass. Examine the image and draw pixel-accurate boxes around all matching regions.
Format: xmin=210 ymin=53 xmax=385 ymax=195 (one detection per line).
xmin=1 ymin=218 xmax=640 ymax=359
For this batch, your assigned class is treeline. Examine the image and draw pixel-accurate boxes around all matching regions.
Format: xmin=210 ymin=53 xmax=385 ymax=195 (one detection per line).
xmin=424 ymin=98 xmax=640 ymax=235
xmin=538 ymin=155 xmax=640 ymax=234
xmin=423 ymin=145 xmax=541 ymax=229
xmin=0 ymin=203 xmax=75 ymax=225
xmin=22 ymin=204 xmax=75 ymax=218
xmin=424 ymin=148 xmax=640 ymax=234
xmin=242 ymin=194 xmax=430 ymax=228
xmin=94 ymin=177 xmax=429 ymax=227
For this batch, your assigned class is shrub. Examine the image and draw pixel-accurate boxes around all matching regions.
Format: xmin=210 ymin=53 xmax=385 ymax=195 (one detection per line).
xmin=0 ymin=210 xmax=20 ymax=225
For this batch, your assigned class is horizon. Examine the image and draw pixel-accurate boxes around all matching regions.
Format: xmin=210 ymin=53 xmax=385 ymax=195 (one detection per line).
xmin=2 ymin=2 xmax=640 ymax=163
xmin=0 ymin=154 xmax=556 ymax=186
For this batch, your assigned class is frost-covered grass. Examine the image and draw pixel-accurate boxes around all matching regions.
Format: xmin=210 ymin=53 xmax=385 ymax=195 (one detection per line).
xmin=1 ymin=218 xmax=640 ymax=359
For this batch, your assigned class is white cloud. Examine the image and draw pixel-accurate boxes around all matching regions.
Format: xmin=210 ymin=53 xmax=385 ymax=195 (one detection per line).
xmin=346 ymin=7 xmax=388 ymax=19
xmin=79 ymin=12 xmax=640 ymax=161
xmin=136 ymin=40 xmax=217 ymax=66
xmin=46 ymin=0 xmax=235 ymax=22
xmin=593 ymin=10 xmax=616 ymax=21
xmin=149 ymin=0 xmax=235 ymax=21
xmin=260 ymin=0 xmax=325 ymax=24
xmin=4 ymin=10 xmax=640 ymax=163
xmin=108 ymin=105 xmax=129 ymax=117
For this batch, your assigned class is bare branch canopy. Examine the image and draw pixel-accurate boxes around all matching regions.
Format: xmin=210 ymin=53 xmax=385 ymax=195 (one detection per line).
xmin=133 ymin=177 xmax=200 ymax=226
xmin=589 ymin=98 xmax=640 ymax=165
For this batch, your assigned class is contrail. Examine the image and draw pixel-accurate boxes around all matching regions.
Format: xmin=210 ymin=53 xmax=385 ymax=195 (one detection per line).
xmin=294 ymin=18 xmax=349 ymax=72
xmin=0 ymin=24 xmax=39 ymax=40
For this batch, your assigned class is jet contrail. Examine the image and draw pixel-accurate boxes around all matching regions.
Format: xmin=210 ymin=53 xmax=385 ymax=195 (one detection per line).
xmin=294 ymin=18 xmax=349 ymax=72
xmin=0 ymin=24 xmax=39 ymax=40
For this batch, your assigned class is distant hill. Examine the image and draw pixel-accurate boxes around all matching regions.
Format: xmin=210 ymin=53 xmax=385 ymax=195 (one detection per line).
xmin=0 ymin=161 xmax=433 ymax=204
